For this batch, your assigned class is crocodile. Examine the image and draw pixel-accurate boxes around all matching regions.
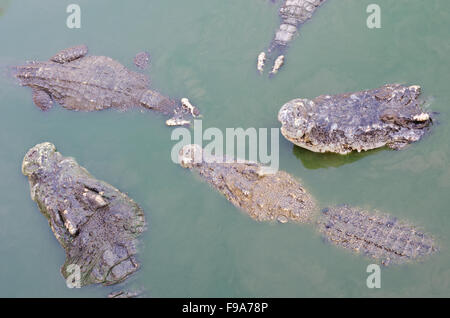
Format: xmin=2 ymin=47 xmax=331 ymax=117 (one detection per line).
xmin=178 ymin=144 xmax=317 ymax=224
xmin=178 ymin=145 xmax=437 ymax=265
xmin=14 ymin=45 xmax=200 ymax=126
xmin=318 ymin=205 xmax=438 ymax=265
xmin=22 ymin=142 xmax=146 ymax=287
xmin=0 ymin=0 xmax=10 ymax=18
xmin=257 ymin=0 xmax=327 ymax=75
xmin=278 ymin=84 xmax=433 ymax=154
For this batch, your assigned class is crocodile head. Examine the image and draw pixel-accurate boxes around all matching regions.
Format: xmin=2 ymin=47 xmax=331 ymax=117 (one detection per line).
xmin=379 ymin=85 xmax=432 ymax=129
xmin=178 ymin=144 xmax=203 ymax=168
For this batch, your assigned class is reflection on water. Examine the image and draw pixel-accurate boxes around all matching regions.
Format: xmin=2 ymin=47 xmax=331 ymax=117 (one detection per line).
xmin=293 ymin=145 xmax=384 ymax=169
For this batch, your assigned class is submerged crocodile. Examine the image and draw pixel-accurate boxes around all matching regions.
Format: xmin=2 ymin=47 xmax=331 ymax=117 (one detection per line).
xmin=14 ymin=45 xmax=200 ymax=126
xmin=178 ymin=145 xmax=437 ymax=265
xmin=257 ymin=0 xmax=327 ymax=75
xmin=318 ymin=205 xmax=438 ymax=265
xmin=22 ymin=142 xmax=146 ymax=286
xmin=278 ymin=84 xmax=433 ymax=154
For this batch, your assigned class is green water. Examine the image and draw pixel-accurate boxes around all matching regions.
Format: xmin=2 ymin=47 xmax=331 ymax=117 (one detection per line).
xmin=0 ymin=0 xmax=449 ymax=297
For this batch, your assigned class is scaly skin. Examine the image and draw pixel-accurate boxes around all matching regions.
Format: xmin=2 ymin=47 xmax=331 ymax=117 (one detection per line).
xmin=133 ymin=51 xmax=150 ymax=70
xmin=22 ymin=142 xmax=146 ymax=286
xmin=270 ymin=0 xmax=327 ymax=53
xmin=278 ymin=84 xmax=433 ymax=154
xmin=318 ymin=205 xmax=438 ymax=265
xmin=179 ymin=146 xmax=438 ymax=265
xmin=178 ymin=145 xmax=317 ymax=224
xmin=16 ymin=56 xmax=149 ymax=111
xmin=14 ymin=45 xmax=199 ymax=125
xmin=258 ymin=0 xmax=327 ymax=75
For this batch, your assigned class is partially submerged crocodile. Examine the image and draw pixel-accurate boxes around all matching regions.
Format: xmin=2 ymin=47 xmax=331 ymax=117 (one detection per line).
xmin=318 ymin=205 xmax=438 ymax=265
xmin=278 ymin=84 xmax=433 ymax=154
xmin=178 ymin=144 xmax=316 ymax=224
xmin=178 ymin=145 xmax=437 ymax=265
xmin=14 ymin=45 xmax=200 ymax=126
xmin=258 ymin=0 xmax=327 ymax=75
xmin=22 ymin=142 xmax=146 ymax=286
